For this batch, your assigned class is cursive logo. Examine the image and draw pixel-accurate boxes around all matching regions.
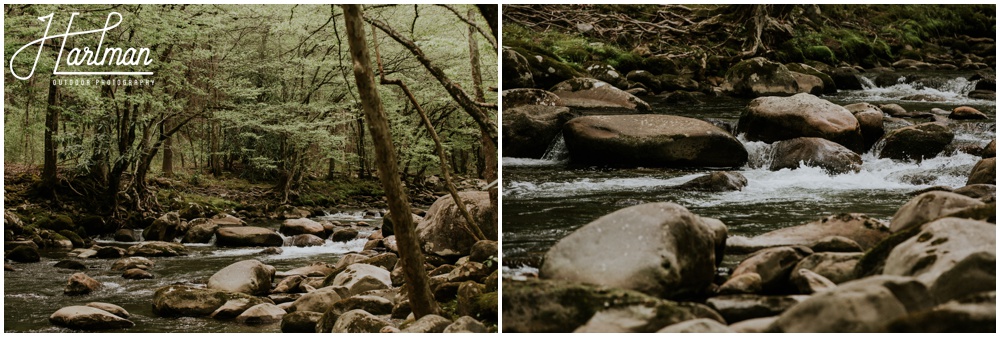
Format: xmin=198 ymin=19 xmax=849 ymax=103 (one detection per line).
xmin=9 ymin=12 xmax=154 ymax=80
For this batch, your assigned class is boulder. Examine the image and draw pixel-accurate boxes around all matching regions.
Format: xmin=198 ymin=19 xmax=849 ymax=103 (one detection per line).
xmin=97 ymin=246 xmax=127 ymax=259
xmin=950 ymin=106 xmax=988 ymax=120
xmin=786 ymin=63 xmax=837 ymax=94
xmin=967 ymin=157 xmax=995 ymax=185
xmin=456 ymin=281 xmax=486 ymax=318
xmin=789 ymin=252 xmax=862 ymax=285
xmin=928 ymin=251 xmax=996 ymax=304
xmin=110 ymin=257 xmax=154 ymax=271
xmin=676 ymin=171 xmax=748 ymax=191
xmin=810 ymin=235 xmax=863 ymax=253
xmin=331 ymin=295 xmax=394 ymax=316
xmin=289 ymin=234 xmax=325 ymax=247
xmin=729 ymin=246 xmax=812 ymax=294
xmin=790 ymin=71 xmax=824 ymax=95
xmin=330 ymin=264 xmax=391 ymax=296
xmin=502 ymin=105 xmax=574 ymax=159
xmin=289 ymin=286 xmax=345 ymax=313
xmin=54 ymin=260 xmax=87 ymax=270
xmin=469 ymin=240 xmax=498 ymax=263
xmin=500 ymin=88 xmax=563 ymax=109
xmin=85 ymin=302 xmax=129 ymax=319
xmin=280 ymin=311 xmax=324 ymax=333
xmin=415 ymin=191 xmax=496 ymax=257
xmin=842 ymin=102 xmax=885 ymax=151
xmin=443 ymin=316 xmax=489 ymax=333
xmin=727 ymin=213 xmax=890 ymax=254
xmin=152 ymin=285 xmax=266 ymax=317
xmin=447 ymin=261 xmax=491 ymax=283
xmin=122 ymin=268 xmax=154 ymax=279
xmin=332 ymin=309 xmax=390 ymax=333
xmin=888 ymin=191 xmax=984 ymax=233
xmin=502 ymin=47 xmax=535 ymax=89
xmin=657 ymin=318 xmax=734 ymax=333
xmin=878 ymin=103 xmax=917 ymax=118
xmin=769 ymin=137 xmax=862 ymax=174
xmin=586 ymin=63 xmax=626 ymax=89
xmin=126 ymin=241 xmax=187 ymax=257
xmin=706 ymin=294 xmax=808 ymax=323
xmin=717 ymin=272 xmax=763 ymax=295
xmin=207 ymin=259 xmax=276 ymax=296
xmin=329 ymin=228 xmax=359 ymax=242
xmin=737 ymin=93 xmax=864 ymax=153
xmin=280 ymin=218 xmax=325 ymax=236
xmin=8 ymin=245 xmax=40 ymax=263
xmin=730 ymin=316 xmax=779 ymax=333
xmin=828 ymin=67 xmax=863 ymax=90
xmin=49 ymin=306 xmax=134 ymax=330
xmin=877 ymin=122 xmax=954 ymax=161
xmin=142 ymin=212 xmax=185 ymax=242
xmin=210 ymin=298 xmax=258 ymax=319
xmin=65 ymin=272 xmax=102 ymax=295
xmin=211 ymin=213 xmax=245 ymax=226
xmin=549 ymin=78 xmax=651 ymax=111
xmin=216 ymin=226 xmax=283 ymax=247
xmin=563 ymin=115 xmax=749 ymax=168
xmin=574 ymin=304 xmax=709 ymax=333
xmin=884 ymin=218 xmax=995 ymax=302
xmin=767 ymin=276 xmax=934 ymax=332
xmin=401 ymin=314 xmax=452 ymax=333
xmin=791 ymin=269 xmax=837 ymax=293
xmin=885 ymin=299 xmax=996 ymax=332
xmin=58 ymin=230 xmax=85 ymax=248
xmin=181 ymin=218 xmax=218 ymax=244
xmin=724 ymin=57 xmax=799 ymax=97
xmin=952 ymin=184 xmax=996 ymax=200
xmin=540 ymin=202 xmax=718 ymax=299
xmin=982 ymin=139 xmax=995 ymax=158
xmin=502 ymin=278 xmax=723 ymax=333
xmin=235 ymin=303 xmax=285 ymax=325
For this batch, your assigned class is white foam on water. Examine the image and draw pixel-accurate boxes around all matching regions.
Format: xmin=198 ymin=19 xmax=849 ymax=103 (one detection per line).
xmin=502 ymin=157 xmax=562 ymax=167
xmin=206 ymin=238 xmax=367 ymax=260
xmin=501 ymin=265 xmax=539 ymax=281
xmin=846 ymin=75 xmax=994 ymax=106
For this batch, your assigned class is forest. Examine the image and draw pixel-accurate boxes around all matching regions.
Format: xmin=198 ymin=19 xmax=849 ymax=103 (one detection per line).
xmin=5 ymin=4 xmax=498 ymax=333
xmin=5 ymin=4 xmax=497 ymax=226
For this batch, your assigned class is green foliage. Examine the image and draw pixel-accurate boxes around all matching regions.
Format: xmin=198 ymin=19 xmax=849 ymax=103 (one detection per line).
xmin=36 ymin=214 xmax=75 ymax=231
xmin=504 ymin=23 xmax=641 ymax=71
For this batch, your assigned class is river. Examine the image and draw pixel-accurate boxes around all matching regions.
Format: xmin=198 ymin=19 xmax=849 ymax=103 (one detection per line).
xmin=501 ymin=71 xmax=995 ymax=277
xmin=4 ymin=211 xmax=378 ymax=332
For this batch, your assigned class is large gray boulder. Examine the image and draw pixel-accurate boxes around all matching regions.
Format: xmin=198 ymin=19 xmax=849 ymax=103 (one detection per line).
xmin=727 ymin=213 xmax=890 ymax=254
xmin=502 ymin=47 xmax=535 ymax=89
xmin=415 ymin=191 xmax=497 ymax=257
xmin=769 ymin=137 xmax=862 ymax=174
xmin=332 ymin=309 xmax=390 ymax=333
xmin=884 ymin=217 xmax=995 ymax=302
xmin=182 ymin=218 xmax=218 ymax=244
xmin=725 ymin=57 xmax=800 ymax=97
xmin=563 ymin=115 xmax=748 ymax=168
xmin=207 ymin=259 xmax=276 ymax=296
xmin=540 ymin=202 xmax=719 ymax=299
xmin=767 ymin=276 xmax=934 ymax=332
xmin=49 ymin=306 xmax=134 ymax=330
xmin=877 ymin=122 xmax=954 ymax=161
xmin=64 ymin=272 xmax=102 ymax=296
xmin=235 ymin=303 xmax=286 ymax=325
xmin=737 ymin=93 xmax=864 ymax=153
xmin=888 ymin=191 xmax=984 ymax=233
xmin=549 ymin=78 xmax=651 ymax=111
xmin=215 ymin=226 xmax=283 ymax=247
xmin=502 ymin=104 xmax=574 ymax=158
xmin=288 ymin=286 xmax=345 ymax=313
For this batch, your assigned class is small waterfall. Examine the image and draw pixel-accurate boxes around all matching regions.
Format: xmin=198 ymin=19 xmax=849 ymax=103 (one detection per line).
xmin=741 ymin=138 xmax=775 ymax=169
xmin=541 ymin=133 xmax=569 ymax=161
xmin=850 ymin=73 xmax=990 ymax=105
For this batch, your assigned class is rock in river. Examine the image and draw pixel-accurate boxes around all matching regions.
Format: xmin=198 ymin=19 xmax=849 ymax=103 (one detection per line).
xmin=540 ymin=202 xmax=719 ymax=299
xmin=769 ymin=137 xmax=862 ymax=174
xmin=549 ymin=78 xmax=651 ymax=111
xmin=563 ymin=114 xmax=748 ymax=168
xmin=727 ymin=213 xmax=890 ymax=254
xmin=877 ymin=122 xmax=954 ymax=161
xmin=49 ymin=306 xmax=134 ymax=330
xmin=208 ymin=259 xmax=276 ymax=296
xmin=736 ymin=93 xmax=864 ymax=153
xmin=415 ymin=191 xmax=497 ymax=257
xmin=502 ymin=104 xmax=575 ymax=159
xmin=152 ymin=285 xmax=267 ymax=317
xmin=216 ymin=226 xmax=283 ymax=247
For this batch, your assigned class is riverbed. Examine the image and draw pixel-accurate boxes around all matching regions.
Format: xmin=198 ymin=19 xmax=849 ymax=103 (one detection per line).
xmin=4 ymin=211 xmax=378 ymax=333
xmin=501 ymin=71 xmax=995 ymax=276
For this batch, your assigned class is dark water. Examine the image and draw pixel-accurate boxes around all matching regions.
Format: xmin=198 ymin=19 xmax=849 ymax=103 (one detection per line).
xmin=502 ymin=72 xmax=995 ymax=276
xmin=4 ymin=211 xmax=377 ymax=332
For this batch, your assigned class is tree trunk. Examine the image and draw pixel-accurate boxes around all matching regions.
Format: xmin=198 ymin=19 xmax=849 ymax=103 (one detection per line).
xmin=465 ymin=10 xmax=496 ymax=182
xmin=210 ymin=120 xmax=222 ymax=177
xmin=162 ymin=129 xmax=174 ymax=178
xmin=475 ymin=5 xmax=498 ymax=43
xmin=342 ymin=4 xmax=439 ymax=318
xmin=355 ymin=116 xmax=368 ymax=178
xmin=42 ymin=78 xmax=59 ymax=190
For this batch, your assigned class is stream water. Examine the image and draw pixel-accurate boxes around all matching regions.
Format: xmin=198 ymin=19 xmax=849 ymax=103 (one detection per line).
xmin=501 ymin=71 xmax=995 ymax=277
xmin=4 ymin=211 xmax=379 ymax=333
